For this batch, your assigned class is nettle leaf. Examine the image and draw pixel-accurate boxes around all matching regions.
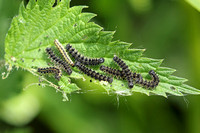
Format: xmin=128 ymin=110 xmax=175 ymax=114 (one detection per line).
xmin=4 ymin=0 xmax=200 ymax=100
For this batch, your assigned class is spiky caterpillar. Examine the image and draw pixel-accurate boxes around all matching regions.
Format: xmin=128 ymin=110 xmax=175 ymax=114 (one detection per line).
xmin=131 ymin=70 xmax=159 ymax=89
xmin=100 ymin=65 xmax=139 ymax=82
xmin=100 ymin=64 xmax=133 ymax=88
xmin=75 ymin=61 xmax=113 ymax=83
xmin=143 ymin=70 xmax=159 ymax=88
xmin=113 ymin=55 xmax=133 ymax=88
xmin=46 ymin=47 xmax=72 ymax=75
xmin=65 ymin=44 xmax=104 ymax=65
xmin=54 ymin=39 xmax=74 ymax=67
xmin=100 ymin=65 xmax=125 ymax=79
xmin=37 ymin=67 xmax=62 ymax=81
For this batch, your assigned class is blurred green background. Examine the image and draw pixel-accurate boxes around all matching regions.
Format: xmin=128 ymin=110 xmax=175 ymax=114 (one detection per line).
xmin=0 ymin=0 xmax=200 ymax=133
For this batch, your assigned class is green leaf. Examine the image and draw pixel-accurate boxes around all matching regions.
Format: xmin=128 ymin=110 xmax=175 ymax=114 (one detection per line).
xmin=3 ymin=0 xmax=200 ymax=100
xmin=186 ymin=0 xmax=200 ymax=12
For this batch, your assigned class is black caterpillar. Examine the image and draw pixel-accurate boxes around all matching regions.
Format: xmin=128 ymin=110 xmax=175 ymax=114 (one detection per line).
xmin=66 ymin=44 xmax=104 ymax=65
xmin=100 ymin=65 xmax=134 ymax=88
xmin=113 ymin=55 xmax=129 ymax=70
xmin=100 ymin=65 xmax=125 ymax=79
xmin=130 ymin=70 xmax=159 ymax=89
xmin=46 ymin=47 xmax=72 ymax=75
xmin=100 ymin=65 xmax=140 ymax=82
xmin=75 ymin=61 xmax=113 ymax=83
xmin=147 ymin=70 xmax=159 ymax=88
xmin=37 ymin=67 xmax=62 ymax=81
xmin=113 ymin=55 xmax=134 ymax=88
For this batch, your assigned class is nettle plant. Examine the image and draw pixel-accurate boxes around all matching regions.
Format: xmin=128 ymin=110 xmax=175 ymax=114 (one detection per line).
xmin=3 ymin=0 xmax=200 ymax=100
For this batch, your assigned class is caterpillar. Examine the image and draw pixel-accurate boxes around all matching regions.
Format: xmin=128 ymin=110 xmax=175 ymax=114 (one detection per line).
xmin=100 ymin=65 xmax=141 ymax=81
xmin=54 ymin=39 xmax=74 ymax=66
xmin=133 ymin=70 xmax=159 ymax=89
xmin=113 ymin=55 xmax=134 ymax=88
xmin=46 ymin=47 xmax=72 ymax=75
xmin=113 ymin=55 xmax=133 ymax=77
xmin=100 ymin=65 xmax=125 ymax=79
xmin=100 ymin=65 xmax=133 ymax=88
xmin=113 ymin=55 xmax=129 ymax=70
xmin=148 ymin=70 xmax=160 ymax=87
xmin=75 ymin=61 xmax=113 ymax=83
xmin=65 ymin=44 xmax=104 ymax=65
xmin=37 ymin=67 xmax=62 ymax=81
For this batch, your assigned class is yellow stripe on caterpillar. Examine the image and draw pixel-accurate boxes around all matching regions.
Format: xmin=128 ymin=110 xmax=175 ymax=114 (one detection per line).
xmin=54 ymin=39 xmax=74 ymax=67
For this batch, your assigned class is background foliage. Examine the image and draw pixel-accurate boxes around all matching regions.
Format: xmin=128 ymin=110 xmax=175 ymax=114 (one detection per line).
xmin=0 ymin=0 xmax=200 ymax=133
